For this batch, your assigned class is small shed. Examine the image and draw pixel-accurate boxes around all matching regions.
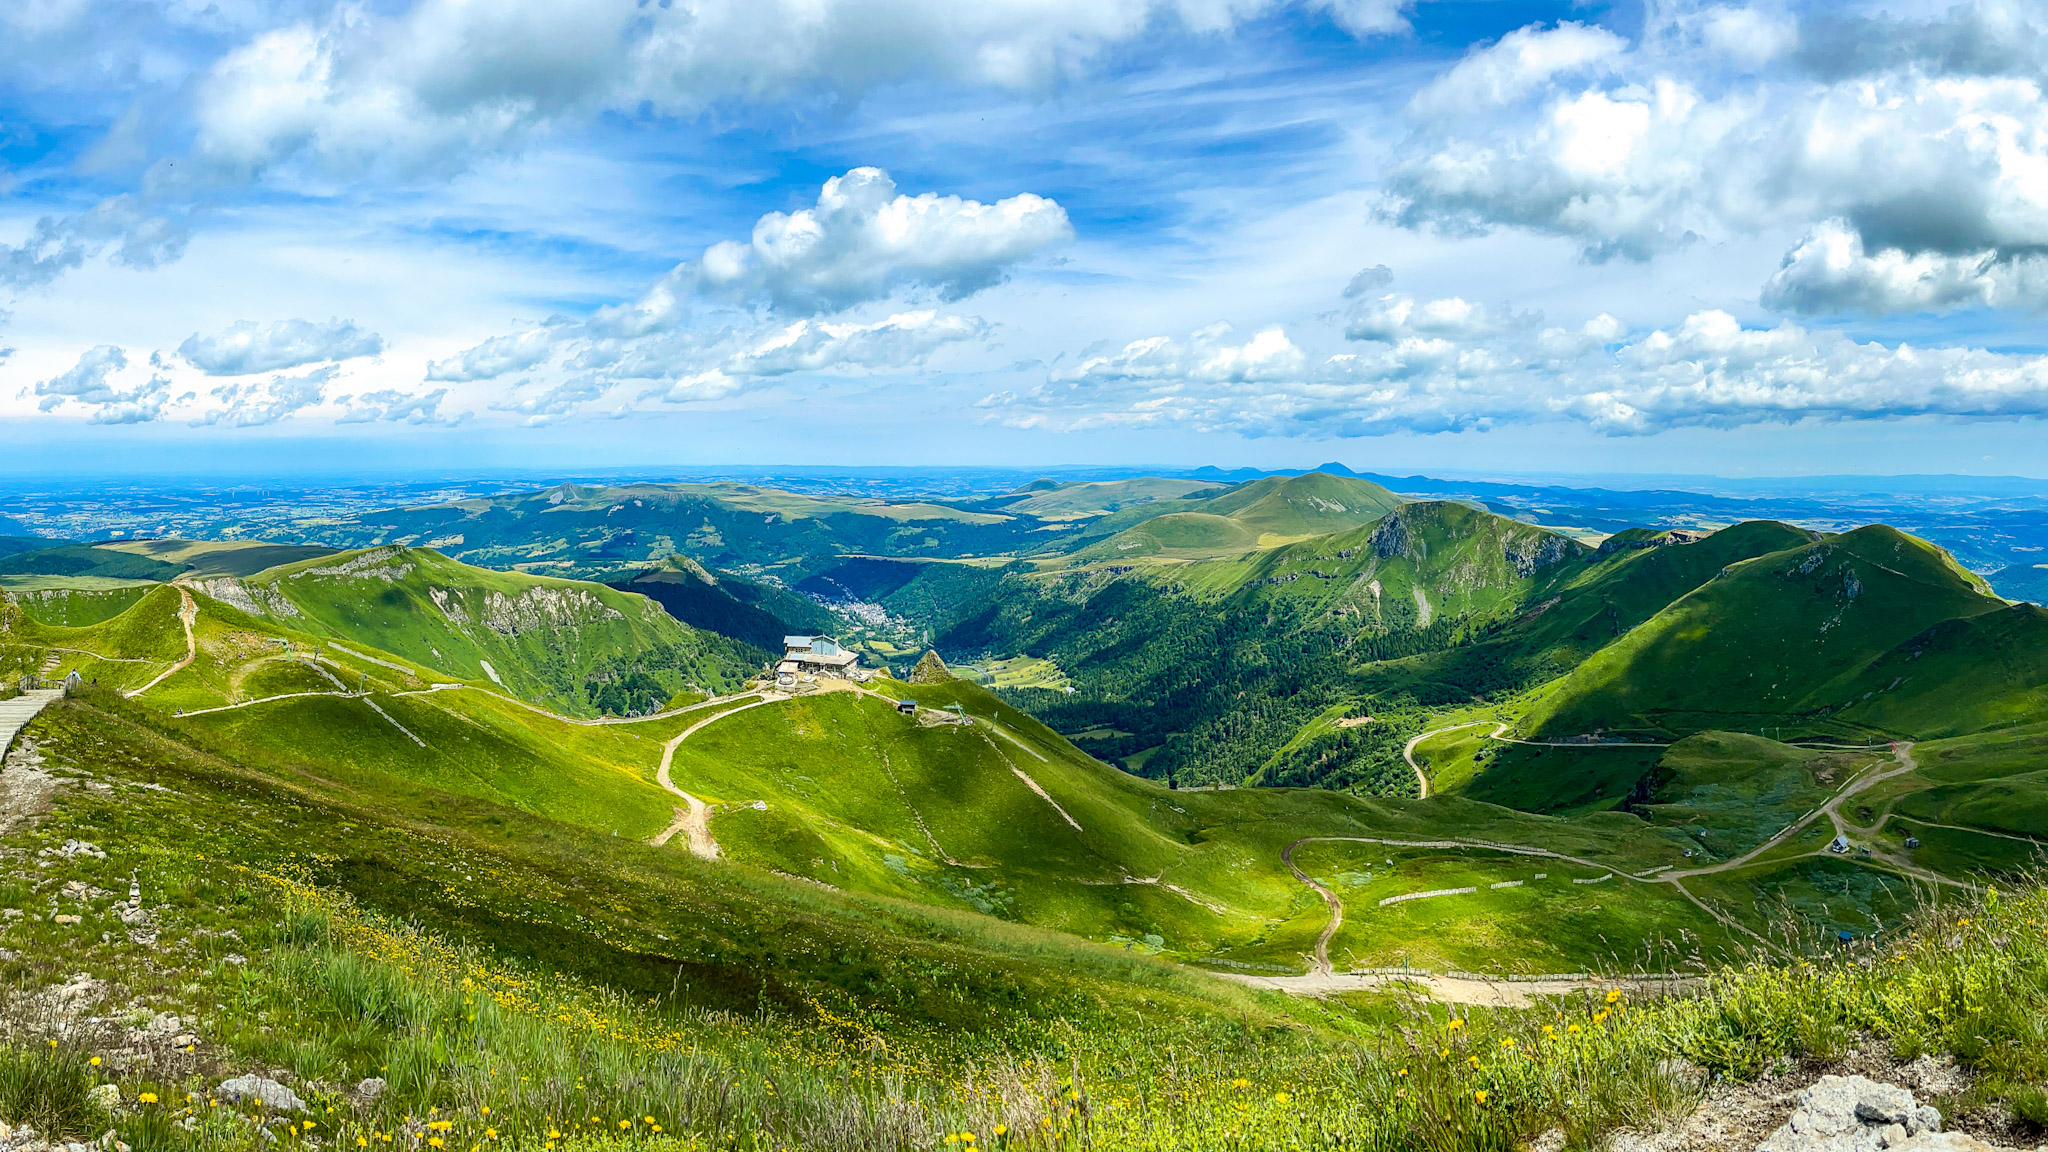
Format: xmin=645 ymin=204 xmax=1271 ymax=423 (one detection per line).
xmin=896 ymin=699 xmax=917 ymax=715
xmin=1829 ymin=834 xmax=1850 ymax=854
xmin=1904 ymin=837 xmax=1921 ymax=849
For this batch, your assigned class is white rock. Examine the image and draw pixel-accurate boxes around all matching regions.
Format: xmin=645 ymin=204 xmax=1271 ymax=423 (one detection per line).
xmin=216 ymin=1075 xmax=305 ymax=1113
xmin=1757 ymin=1076 xmax=1971 ymax=1152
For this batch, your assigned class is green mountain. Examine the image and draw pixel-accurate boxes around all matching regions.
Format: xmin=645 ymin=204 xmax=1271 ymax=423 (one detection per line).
xmin=207 ymin=546 xmax=764 ymax=715
xmin=1078 ymin=472 xmax=1408 ymax=559
xmin=941 ymin=501 xmax=1588 ymax=786
xmin=609 ymin=555 xmax=836 ymax=651
xmin=1522 ymin=525 xmax=2007 ymax=741
xmin=983 ymin=476 xmax=1228 ymax=520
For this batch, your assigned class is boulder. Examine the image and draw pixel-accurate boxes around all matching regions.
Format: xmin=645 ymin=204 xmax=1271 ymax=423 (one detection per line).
xmin=355 ymin=1078 xmax=386 ymax=1101
xmin=1757 ymin=1075 xmax=1945 ymax=1152
xmin=216 ymin=1075 xmax=305 ymax=1113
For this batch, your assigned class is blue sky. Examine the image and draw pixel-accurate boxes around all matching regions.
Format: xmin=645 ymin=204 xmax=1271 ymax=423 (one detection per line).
xmin=4 ymin=0 xmax=2048 ymax=477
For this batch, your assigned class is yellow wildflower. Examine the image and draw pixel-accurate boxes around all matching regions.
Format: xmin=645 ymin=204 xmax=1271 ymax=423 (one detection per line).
xmin=1447 ymin=1019 xmax=1463 ymax=1030
xmin=139 ymin=1093 xmax=159 ymax=1104
xmin=90 ymin=1057 xmax=102 ymax=1067
xmin=1474 ymin=1090 xmax=1488 ymax=1104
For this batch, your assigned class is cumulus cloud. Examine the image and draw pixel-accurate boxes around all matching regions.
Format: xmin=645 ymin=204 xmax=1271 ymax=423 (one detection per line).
xmin=411 ymin=169 xmax=1034 ymax=420
xmin=685 ymin=167 xmax=1071 ymax=315
xmin=426 ymin=327 xmax=558 ymax=382
xmin=1388 ymin=3 xmax=2048 ymax=309
xmin=1344 ymin=293 xmax=1533 ymax=342
xmin=34 ymin=345 xmax=129 ymax=412
xmin=1057 ymin=324 xmax=1308 ymax=387
xmin=190 ymin=365 xmax=335 ymax=427
xmin=725 ymin=310 xmax=991 ymax=376
xmin=180 ymin=318 xmax=385 ymax=375
xmin=1760 ymin=220 xmax=2048 ymax=315
xmin=1408 ymin=22 xmax=1626 ymax=118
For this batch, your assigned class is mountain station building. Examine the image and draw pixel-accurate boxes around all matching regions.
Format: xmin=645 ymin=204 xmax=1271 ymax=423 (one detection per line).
xmin=777 ymin=635 xmax=863 ymax=687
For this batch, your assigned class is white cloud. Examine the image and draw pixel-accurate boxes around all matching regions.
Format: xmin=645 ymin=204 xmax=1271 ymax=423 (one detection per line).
xmin=190 ymin=365 xmax=335 ymax=427
xmin=999 ymin=293 xmax=2048 ymax=436
xmin=724 ymin=310 xmax=991 ymax=376
xmin=186 ymin=0 xmax=1418 ymax=182
xmin=1344 ymin=293 xmax=1532 ymax=342
xmin=1388 ymin=4 xmax=2048 ymax=309
xmin=1409 ymin=22 xmax=1626 ymax=119
xmin=1760 ymin=219 xmax=2048 ymax=315
xmin=1057 ymin=324 xmax=1308 ymax=386
xmin=1690 ymin=6 xmax=1797 ymax=68
xmin=686 ymin=167 xmax=1072 ymax=315
xmin=34 ymin=344 xmax=129 ymax=411
xmin=337 ymin=387 xmax=462 ymax=425
xmin=426 ymin=326 xmax=557 ymax=381
xmin=179 ymin=317 xmax=385 ymax=375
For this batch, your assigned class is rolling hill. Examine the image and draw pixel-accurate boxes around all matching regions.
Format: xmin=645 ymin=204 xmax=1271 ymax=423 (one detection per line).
xmin=187 ymin=546 xmax=764 ymax=716
xmin=8 ymin=506 xmax=2048 ymax=1152
xmin=1077 ymin=472 xmax=1409 ymax=558
xmin=1521 ymin=525 xmax=2009 ymax=741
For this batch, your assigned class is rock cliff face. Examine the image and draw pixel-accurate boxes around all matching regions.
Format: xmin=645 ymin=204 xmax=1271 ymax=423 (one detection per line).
xmin=427 ymin=585 xmax=623 ymax=636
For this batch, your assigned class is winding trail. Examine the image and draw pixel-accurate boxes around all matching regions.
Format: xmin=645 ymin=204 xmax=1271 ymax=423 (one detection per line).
xmin=380 ymin=678 xmax=755 ymax=727
xmin=1260 ymin=742 xmax=1957 ymax=995
xmin=122 ymin=588 xmax=196 ymax=698
xmin=1401 ymin=721 xmax=1496 ymax=799
xmin=650 ymin=693 xmax=778 ymax=860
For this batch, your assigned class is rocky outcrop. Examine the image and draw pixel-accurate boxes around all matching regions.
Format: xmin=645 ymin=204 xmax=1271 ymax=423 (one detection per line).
xmin=1756 ymin=1075 xmax=1977 ymax=1152
xmin=1368 ymin=513 xmax=1411 ymax=560
xmin=301 ymin=547 xmax=415 ymax=582
xmin=429 ymin=586 xmax=623 ymax=635
xmin=909 ymin=651 xmax=955 ymax=684
xmin=1503 ymin=532 xmax=1577 ymax=576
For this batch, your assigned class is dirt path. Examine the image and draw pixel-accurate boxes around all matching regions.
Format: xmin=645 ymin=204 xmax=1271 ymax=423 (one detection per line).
xmin=1216 ymin=968 xmax=1700 ymax=1007
xmin=1664 ymin=743 xmax=1919 ymax=881
xmin=1281 ymin=839 xmax=1343 ymax=975
xmin=123 ymin=588 xmax=196 ymax=698
xmin=1402 ymin=721 xmax=1498 ymax=798
xmin=383 ymin=679 xmax=756 ymax=727
xmin=176 ymin=690 xmax=358 ymax=717
xmin=1267 ymin=747 xmax=1939 ymax=994
xmin=650 ymin=693 xmax=778 ymax=860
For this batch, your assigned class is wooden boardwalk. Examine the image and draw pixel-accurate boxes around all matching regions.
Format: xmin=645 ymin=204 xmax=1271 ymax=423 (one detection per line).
xmin=1 ymin=689 xmax=64 ymax=757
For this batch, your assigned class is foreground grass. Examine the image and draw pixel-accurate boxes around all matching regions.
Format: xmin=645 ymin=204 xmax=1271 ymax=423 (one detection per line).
xmin=4 ymin=697 xmax=2047 ymax=1149
xmin=7 ymin=871 xmax=2047 ymax=1152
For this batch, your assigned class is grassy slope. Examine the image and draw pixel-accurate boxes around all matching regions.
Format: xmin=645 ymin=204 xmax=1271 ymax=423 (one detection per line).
xmin=1077 ymin=473 xmax=1408 ymax=558
xmin=1522 ymin=526 xmax=2007 ymax=740
xmin=96 ymin=538 xmax=338 ymax=576
xmin=236 ymin=546 xmax=762 ymax=715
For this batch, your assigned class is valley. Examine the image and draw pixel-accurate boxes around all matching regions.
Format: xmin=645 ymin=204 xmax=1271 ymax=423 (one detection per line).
xmin=3 ymin=470 xmax=2046 ymax=1151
